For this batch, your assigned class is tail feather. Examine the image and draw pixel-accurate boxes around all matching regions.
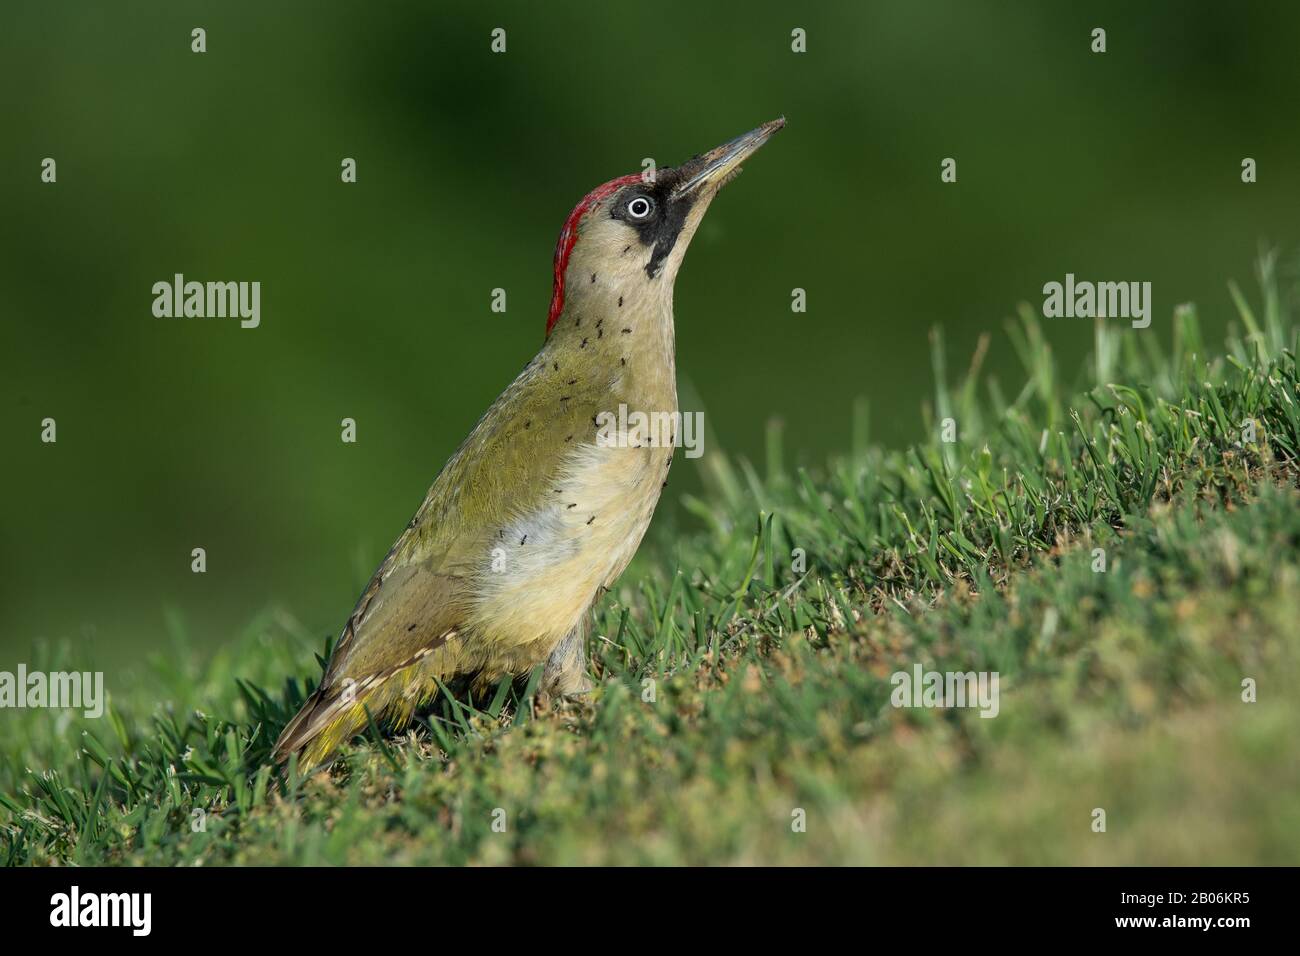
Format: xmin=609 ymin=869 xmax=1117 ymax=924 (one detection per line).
xmin=272 ymin=690 xmax=343 ymax=767
xmin=272 ymin=650 xmax=450 ymax=768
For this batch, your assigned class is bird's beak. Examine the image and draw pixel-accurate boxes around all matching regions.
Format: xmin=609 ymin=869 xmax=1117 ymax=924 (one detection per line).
xmin=672 ymin=117 xmax=785 ymax=199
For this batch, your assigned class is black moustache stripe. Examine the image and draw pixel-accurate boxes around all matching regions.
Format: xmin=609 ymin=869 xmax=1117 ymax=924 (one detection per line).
xmin=609 ymin=176 xmax=696 ymax=280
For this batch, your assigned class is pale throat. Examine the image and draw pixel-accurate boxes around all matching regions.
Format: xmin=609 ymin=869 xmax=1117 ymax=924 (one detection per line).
xmin=549 ymin=248 xmax=678 ymax=392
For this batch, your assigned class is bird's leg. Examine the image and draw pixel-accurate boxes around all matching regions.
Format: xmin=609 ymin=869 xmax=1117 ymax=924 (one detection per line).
xmin=540 ymin=624 xmax=593 ymax=698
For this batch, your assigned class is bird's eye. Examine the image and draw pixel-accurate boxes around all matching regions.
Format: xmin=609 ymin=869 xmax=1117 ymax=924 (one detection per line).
xmin=626 ymin=196 xmax=654 ymax=220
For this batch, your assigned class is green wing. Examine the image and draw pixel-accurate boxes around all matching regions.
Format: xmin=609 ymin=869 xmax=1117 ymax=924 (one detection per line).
xmin=273 ymin=345 xmax=617 ymax=764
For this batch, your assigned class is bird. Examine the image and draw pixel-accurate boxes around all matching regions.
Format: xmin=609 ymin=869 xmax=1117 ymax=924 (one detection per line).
xmin=273 ymin=118 xmax=784 ymax=768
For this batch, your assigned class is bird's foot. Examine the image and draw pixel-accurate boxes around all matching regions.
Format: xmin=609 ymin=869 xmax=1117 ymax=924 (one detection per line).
xmin=539 ymin=630 xmax=593 ymax=702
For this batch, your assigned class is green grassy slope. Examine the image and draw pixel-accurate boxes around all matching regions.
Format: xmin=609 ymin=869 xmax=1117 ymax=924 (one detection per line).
xmin=3 ymin=258 xmax=1298 ymax=865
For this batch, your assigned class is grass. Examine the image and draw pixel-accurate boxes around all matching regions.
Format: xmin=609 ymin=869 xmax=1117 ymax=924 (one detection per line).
xmin=3 ymin=253 xmax=1300 ymax=865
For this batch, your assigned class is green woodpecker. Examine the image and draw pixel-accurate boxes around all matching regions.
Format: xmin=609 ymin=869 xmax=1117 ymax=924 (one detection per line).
xmin=274 ymin=119 xmax=784 ymax=768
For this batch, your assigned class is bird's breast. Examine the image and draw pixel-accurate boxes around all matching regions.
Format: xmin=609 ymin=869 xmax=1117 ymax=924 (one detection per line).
xmin=464 ymin=432 xmax=674 ymax=656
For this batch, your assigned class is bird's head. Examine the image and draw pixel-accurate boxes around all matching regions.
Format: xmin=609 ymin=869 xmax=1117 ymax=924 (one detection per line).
xmin=545 ymin=118 xmax=784 ymax=337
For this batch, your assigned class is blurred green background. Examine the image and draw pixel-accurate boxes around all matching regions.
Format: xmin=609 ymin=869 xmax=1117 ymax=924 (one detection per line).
xmin=3 ymin=1 xmax=1298 ymax=665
